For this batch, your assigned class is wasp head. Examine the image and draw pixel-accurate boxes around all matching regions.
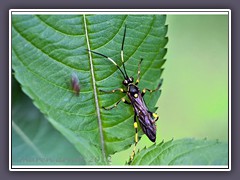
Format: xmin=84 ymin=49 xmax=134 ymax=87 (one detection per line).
xmin=123 ymin=76 xmax=134 ymax=86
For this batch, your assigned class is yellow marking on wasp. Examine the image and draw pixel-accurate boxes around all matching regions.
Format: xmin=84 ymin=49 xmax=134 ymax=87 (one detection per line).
xmin=130 ymin=148 xmax=136 ymax=161
xmin=107 ymin=57 xmax=117 ymax=66
xmin=135 ymin=133 xmax=138 ymax=143
xmin=153 ymin=113 xmax=158 ymax=118
xmin=121 ymin=50 xmax=124 ymax=62
xmin=136 ymin=79 xmax=139 ymax=83
xmin=121 ymin=98 xmax=125 ymax=102
xmin=120 ymin=88 xmax=124 ymax=92
xmin=134 ymin=122 xmax=138 ymax=129
xmin=134 ymin=93 xmax=138 ymax=98
xmin=142 ymin=89 xmax=146 ymax=93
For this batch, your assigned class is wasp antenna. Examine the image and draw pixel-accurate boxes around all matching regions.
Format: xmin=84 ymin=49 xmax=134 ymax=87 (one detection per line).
xmin=89 ymin=49 xmax=127 ymax=79
xmin=87 ymin=49 xmax=108 ymax=59
xmin=121 ymin=25 xmax=129 ymax=78
xmin=121 ymin=25 xmax=127 ymax=53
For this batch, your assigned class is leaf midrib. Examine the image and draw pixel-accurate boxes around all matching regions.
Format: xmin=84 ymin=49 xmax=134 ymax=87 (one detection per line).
xmin=83 ymin=14 xmax=107 ymax=163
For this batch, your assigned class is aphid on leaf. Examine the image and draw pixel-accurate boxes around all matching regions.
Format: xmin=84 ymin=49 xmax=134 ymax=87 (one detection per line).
xmin=71 ymin=72 xmax=80 ymax=96
xmin=88 ymin=25 xmax=162 ymax=164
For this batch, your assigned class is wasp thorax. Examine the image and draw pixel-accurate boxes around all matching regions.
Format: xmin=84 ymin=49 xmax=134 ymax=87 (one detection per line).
xmin=123 ymin=77 xmax=134 ymax=86
xmin=129 ymin=84 xmax=138 ymax=95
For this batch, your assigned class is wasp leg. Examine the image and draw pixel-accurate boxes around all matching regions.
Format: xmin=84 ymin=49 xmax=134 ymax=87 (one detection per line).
xmin=153 ymin=114 xmax=159 ymax=122
xmin=103 ymin=97 xmax=130 ymax=110
xmin=148 ymin=110 xmax=159 ymax=122
xmin=99 ymin=88 xmax=126 ymax=94
xmin=128 ymin=113 xmax=139 ymax=164
xmin=141 ymin=80 xmax=163 ymax=97
xmin=135 ymin=58 xmax=143 ymax=85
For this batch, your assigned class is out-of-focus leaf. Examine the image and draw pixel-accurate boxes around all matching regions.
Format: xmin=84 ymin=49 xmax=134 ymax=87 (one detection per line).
xmin=12 ymin=78 xmax=85 ymax=165
xmin=130 ymin=138 xmax=228 ymax=165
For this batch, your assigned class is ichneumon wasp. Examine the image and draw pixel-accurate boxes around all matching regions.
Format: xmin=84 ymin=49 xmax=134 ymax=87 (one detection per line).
xmin=88 ymin=25 xmax=162 ymax=164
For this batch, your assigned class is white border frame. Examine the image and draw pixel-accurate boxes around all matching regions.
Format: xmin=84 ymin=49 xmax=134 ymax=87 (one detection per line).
xmin=9 ymin=9 xmax=231 ymax=171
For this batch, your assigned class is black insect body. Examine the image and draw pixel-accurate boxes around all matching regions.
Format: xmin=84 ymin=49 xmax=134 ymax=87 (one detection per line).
xmin=88 ymin=25 xmax=161 ymax=164
xmin=128 ymin=84 xmax=157 ymax=142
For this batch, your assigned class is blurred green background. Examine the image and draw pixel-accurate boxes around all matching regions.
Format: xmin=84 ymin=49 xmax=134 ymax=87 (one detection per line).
xmin=111 ymin=15 xmax=229 ymax=165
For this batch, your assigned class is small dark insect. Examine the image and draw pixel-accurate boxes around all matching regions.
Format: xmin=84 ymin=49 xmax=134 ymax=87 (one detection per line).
xmin=88 ymin=25 xmax=161 ymax=164
xmin=71 ymin=72 xmax=80 ymax=96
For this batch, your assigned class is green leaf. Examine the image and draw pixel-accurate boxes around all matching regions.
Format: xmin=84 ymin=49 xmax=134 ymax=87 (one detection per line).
xmin=12 ymin=14 xmax=167 ymax=165
xmin=130 ymin=138 xmax=228 ymax=165
xmin=12 ymin=78 xmax=85 ymax=165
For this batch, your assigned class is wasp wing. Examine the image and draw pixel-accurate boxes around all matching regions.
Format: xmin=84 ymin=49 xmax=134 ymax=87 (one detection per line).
xmin=129 ymin=92 xmax=156 ymax=142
